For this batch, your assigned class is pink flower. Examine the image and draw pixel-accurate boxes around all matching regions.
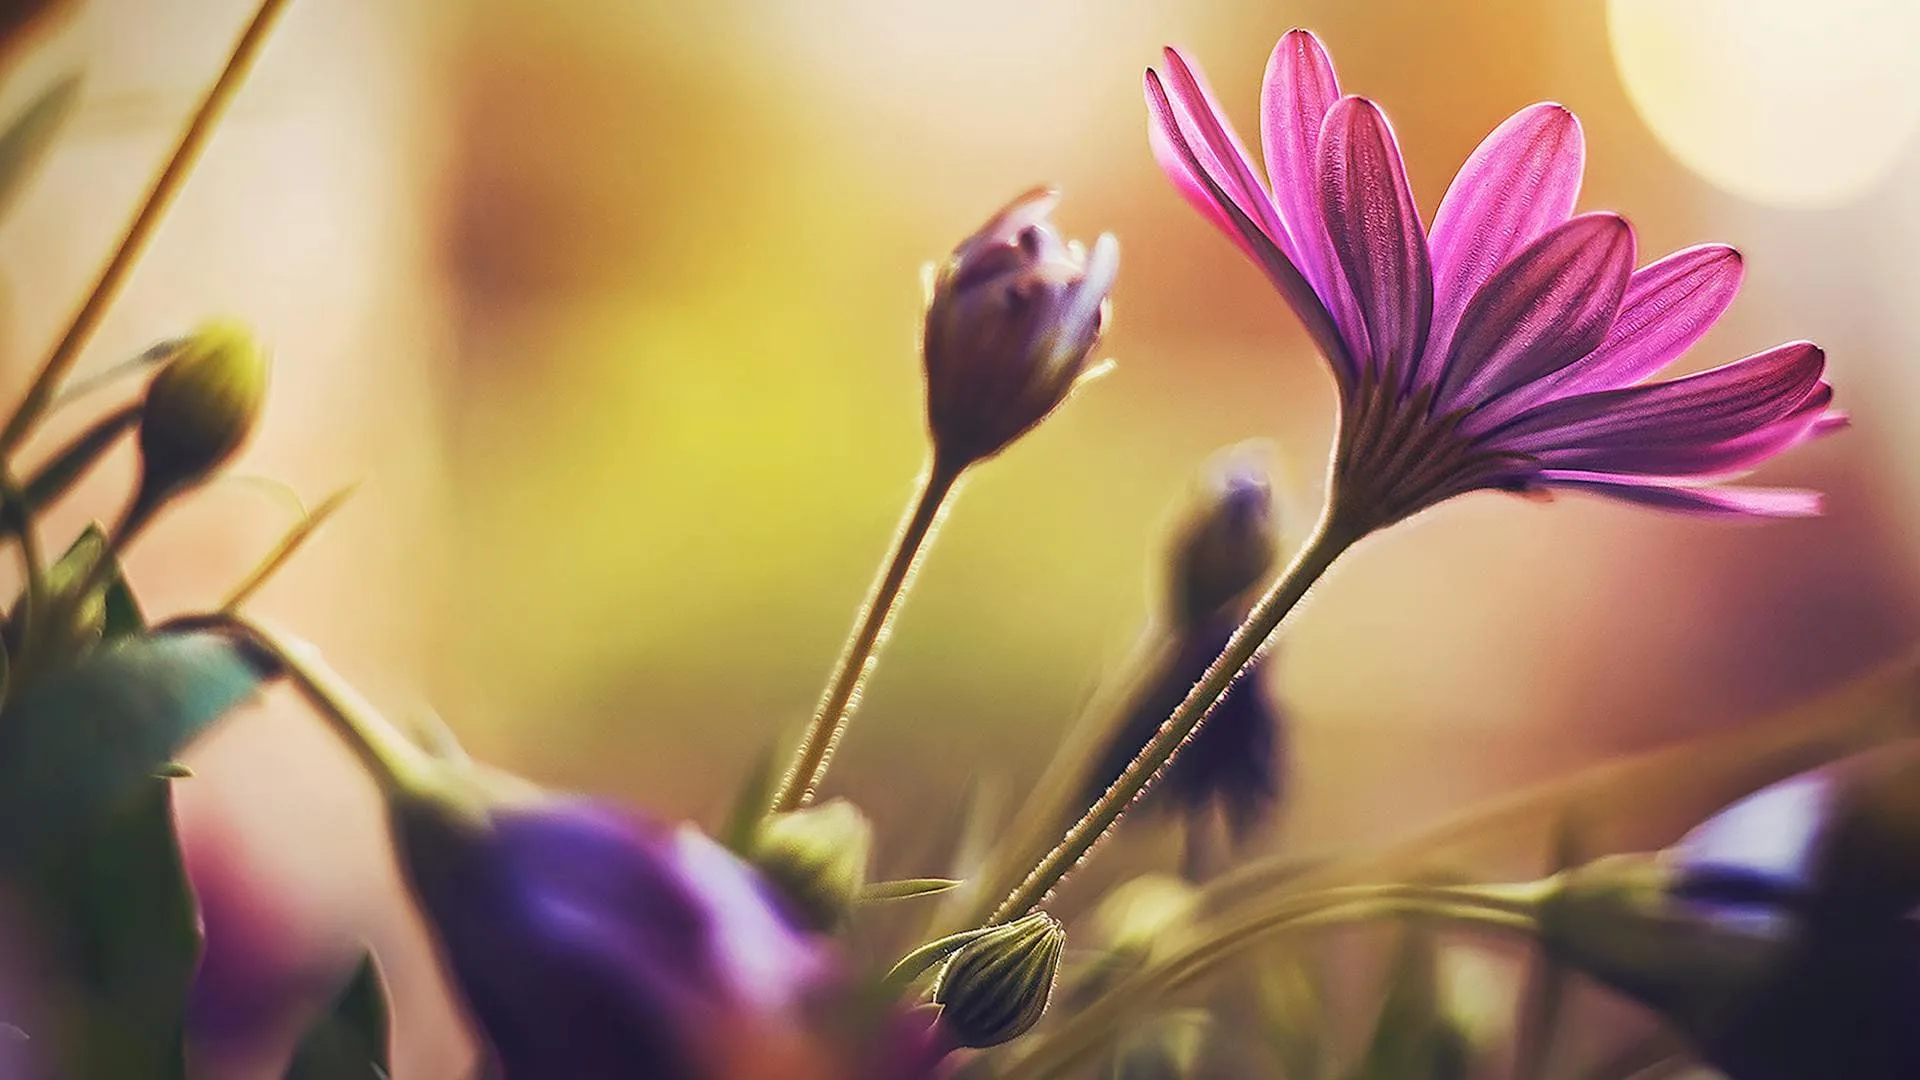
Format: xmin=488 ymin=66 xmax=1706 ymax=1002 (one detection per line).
xmin=1146 ymin=30 xmax=1844 ymax=530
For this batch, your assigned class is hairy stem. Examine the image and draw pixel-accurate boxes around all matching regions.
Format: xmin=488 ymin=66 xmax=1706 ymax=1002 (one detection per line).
xmin=989 ymin=503 xmax=1364 ymax=922
xmin=0 ymin=0 xmax=293 ymax=457
xmin=770 ymin=454 xmax=964 ymax=813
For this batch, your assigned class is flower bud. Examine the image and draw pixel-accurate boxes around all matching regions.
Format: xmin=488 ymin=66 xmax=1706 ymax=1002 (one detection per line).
xmin=749 ymin=798 xmax=872 ymax=932
xmin=1165 ymin=444 xmax=1280 ymax=631
xmin=932 ymin=911 xmax=1065 ymax=1048
xmin=921 ymin=188 xmax=1119 ymax=468
xmin=135 ymin=320 xmax=269 ymax=510
xmin=1539 ymin=852 xmax=1789 ymax=1039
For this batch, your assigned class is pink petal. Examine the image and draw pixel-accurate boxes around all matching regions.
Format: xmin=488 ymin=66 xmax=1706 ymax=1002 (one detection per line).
xmin=1531 ymin=383 xmax=1835 ymax=478
xmin=1440 ymin=212 xmax=1634 ymax=418
xmin=1490 ymin=341 xmax=1827 ymax=454
xmin=1159 ymin=48 xmax=1289 ymax=252
xmin=1260 ymin=30 xmax=1363 ymax=343
xmin=1148 ymin=105 xmax=1256 ymax=262
xmin=1504 ymin=244 xmax=1746 ymax=413
xmin=1146 ymin=69 xmax=1354 ymax=378
xmin=1420 ymin=104 xmax=1585 ymax=388
xmin=1318 ymin=95 xmax=1432 ymax=388
xmin=1539 ymin=471 xmax=1825 ymax=518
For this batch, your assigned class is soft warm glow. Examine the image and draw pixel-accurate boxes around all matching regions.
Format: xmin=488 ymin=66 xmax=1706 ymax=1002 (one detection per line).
xmin=1608 ymin=0 xmax=1920 ymax=208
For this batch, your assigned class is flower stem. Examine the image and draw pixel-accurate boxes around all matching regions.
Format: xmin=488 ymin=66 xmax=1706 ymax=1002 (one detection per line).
xmin=163 ymin=611 xmax=442 ymax=800
xmin=989 ymin=504 xmax=1365 ymax=923
xmin=770 ymin=454 xmax=965 ymax=813
xmin=0 ymin=0 xmax=292 ymax=459
xmin=1000 ymin=881 xmax=1543 ymax=1080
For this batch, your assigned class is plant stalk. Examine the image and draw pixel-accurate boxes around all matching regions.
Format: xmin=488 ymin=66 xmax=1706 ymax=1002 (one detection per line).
xmin=770 ymin=453 xmax=963 ymax=813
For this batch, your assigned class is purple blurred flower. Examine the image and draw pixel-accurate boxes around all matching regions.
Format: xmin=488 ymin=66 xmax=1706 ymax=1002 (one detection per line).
xmin=184 ymin=824 xmax=348 ymax=1079
xmin=1664 ymin=746 xmax=1920 ymax=1080
xmin=1087 ymin=448 xmax=1287 ymax=845
xmin=394 ymin=791 xmax=854 ymax=1079
xmin=1547 ymin=744 xmax=1920 ymax=1080
xmin=1146 ymin=30 xmax=1843 ymax=530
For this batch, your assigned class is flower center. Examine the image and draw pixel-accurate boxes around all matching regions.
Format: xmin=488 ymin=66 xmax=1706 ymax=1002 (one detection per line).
xmin=1330 ymin=372 xmax=1535 ymax=531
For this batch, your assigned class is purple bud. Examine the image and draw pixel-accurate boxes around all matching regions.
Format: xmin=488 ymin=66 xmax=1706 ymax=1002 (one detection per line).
xmin=1165 ymin=444 xmax=1280 ymax=632
xmin=1543 ymin=743 xmax=1920 ymax=1080
xmin=921 ymin=188 xmax=1119 ymax=467
xmin=392 ymin=791 xmax=836 ymax=1079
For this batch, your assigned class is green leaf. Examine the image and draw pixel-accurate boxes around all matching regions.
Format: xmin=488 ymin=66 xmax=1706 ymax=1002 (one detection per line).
xmin=1347 ymin=925 xmax=1446 ymax=1080
xmin=0 ymin=73 xmax=80 ymax=223
xmin=12 ymin=403 xmax=142 ymax=522
xmin=719 ymin=739 xmax=780 ymax=855
xmin=1257 ymin=950 xmax=1326 ymax=1080
xmin=862 ymin=877 xmax=963 ymax=902
xmin=0 ymin=629 xmax=270 ymax=864
xmin=285 ymin=956 xmax=391 ymax=1080
xmin=21 ymin=780 xmax=197 ymax=1080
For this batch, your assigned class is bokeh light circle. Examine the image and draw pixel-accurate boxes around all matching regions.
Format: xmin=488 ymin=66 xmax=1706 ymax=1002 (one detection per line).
xmin=1608 ymin=0 xmax=1920 ymax=208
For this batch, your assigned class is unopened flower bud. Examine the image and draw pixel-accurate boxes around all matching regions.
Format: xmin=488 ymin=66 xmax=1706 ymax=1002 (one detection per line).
xmin=933 ymin=911 xmax=1065 ymax=1048
xmin=750 ymin=798 xmax=872 ymax=932
xmin=135 ymin=320 xmax=269 ymax=511
xmin=1539 ymin=852 xmax=1788 ymax=1040
xmin=1166 ymin=444 xmax=1280 ymax=631
xmin=921 ymin=187 xmax=1119 ymax=468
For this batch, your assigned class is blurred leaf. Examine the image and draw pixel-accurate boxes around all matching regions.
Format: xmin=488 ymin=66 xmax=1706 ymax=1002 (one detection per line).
xmin=1108 ymin=1009 xmax=1212 ymax=1080
xmin=1576 ymin=1029 xmax=1690 ymax=1080
xmin=9 ymin=404 xmax=142 ymax=527
xmin=719 ymin=738 xmax=778 ymax=855
xmin=0 ymin=629 xmax=270 ymax=863
xmin=23 ymin=779 xmax=196 ymax=1080
xmin=1258 ymin=950 xmax=1325 ymax=1080
xmin=51 ymin=338 xmax=184 ymax=411
xmin=285 ymin=955 xmax=391 ymax=1080
xmin=0 ymin=72 xmax=80 ymax=223
xmin=1347 ymin=926 xmax=1445 ymax=1080
xmin=862 ymin=877 xmax=962 ymax=902
xmin=1510 ymin=812 xmax=1588 ymax=1080
xmin=219 ymin=484 xmax=357 ymax=612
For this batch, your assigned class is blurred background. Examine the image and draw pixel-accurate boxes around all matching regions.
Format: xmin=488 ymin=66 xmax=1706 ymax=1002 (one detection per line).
xmin=4 ymin=0 xmax=1920 ymax=1075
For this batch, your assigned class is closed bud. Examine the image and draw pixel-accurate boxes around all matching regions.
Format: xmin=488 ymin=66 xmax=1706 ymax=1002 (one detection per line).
xmin=933 ymin=911 xmax=1065 ymax=1048
xmin=750 ymin=798 xmax=872 ymax=932
xmin=1538 ymin=852 xmax=1788 ymax=1040
xmin=135 ymin=321 xmax=269 ymax=510
xmin=921 ymin=187 xmax=1119 ymax=468
xmin=1166 ymin=444 xmax=1280 ymax=630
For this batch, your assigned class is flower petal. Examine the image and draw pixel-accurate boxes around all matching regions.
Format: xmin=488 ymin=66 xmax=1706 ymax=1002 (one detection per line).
xmin=1490 ymin=341 xmax=1826 ymax=456
xmin=1260 ymin=29 xmax=1365 ymax=350
xmin=1159 ymin=48 xmax=1288 ymax=251
xmin=1147 ymin=69 xmax=1354 ymax=378
xmin=1420 ymin=103 xmax=1585 ymax=387
xmin=1539 ymin=472 xmax=1825 ymax=518
xmin=1504 ymin=244 xmax=1746 ymax=414
xmin=1533 ymin=384 xmax=1836 ymax=478
xmin=1440 ymin=212 xmax=1635 ymax=417
xmin=1318 ymin=95 xmax=1432 ymax=387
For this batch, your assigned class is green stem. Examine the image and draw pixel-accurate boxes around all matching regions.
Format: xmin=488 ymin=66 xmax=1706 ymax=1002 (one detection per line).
xmin=216 ymin=614 xmax=449 ymax=804
xmin=1000 ymin=882 xmax=1541 ymax=1080
xmin=989 ymin=503 xmax=1365 ymax=923
xmin=0 ymin=468 xmax=46 ymax=687
xmin=0 ymin=0 xmax=292 ymax=458
xmin=952 ymin=632 xmax=1181 ymax=931
xmin=770 ymin=454 xmax=964 ymax=813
